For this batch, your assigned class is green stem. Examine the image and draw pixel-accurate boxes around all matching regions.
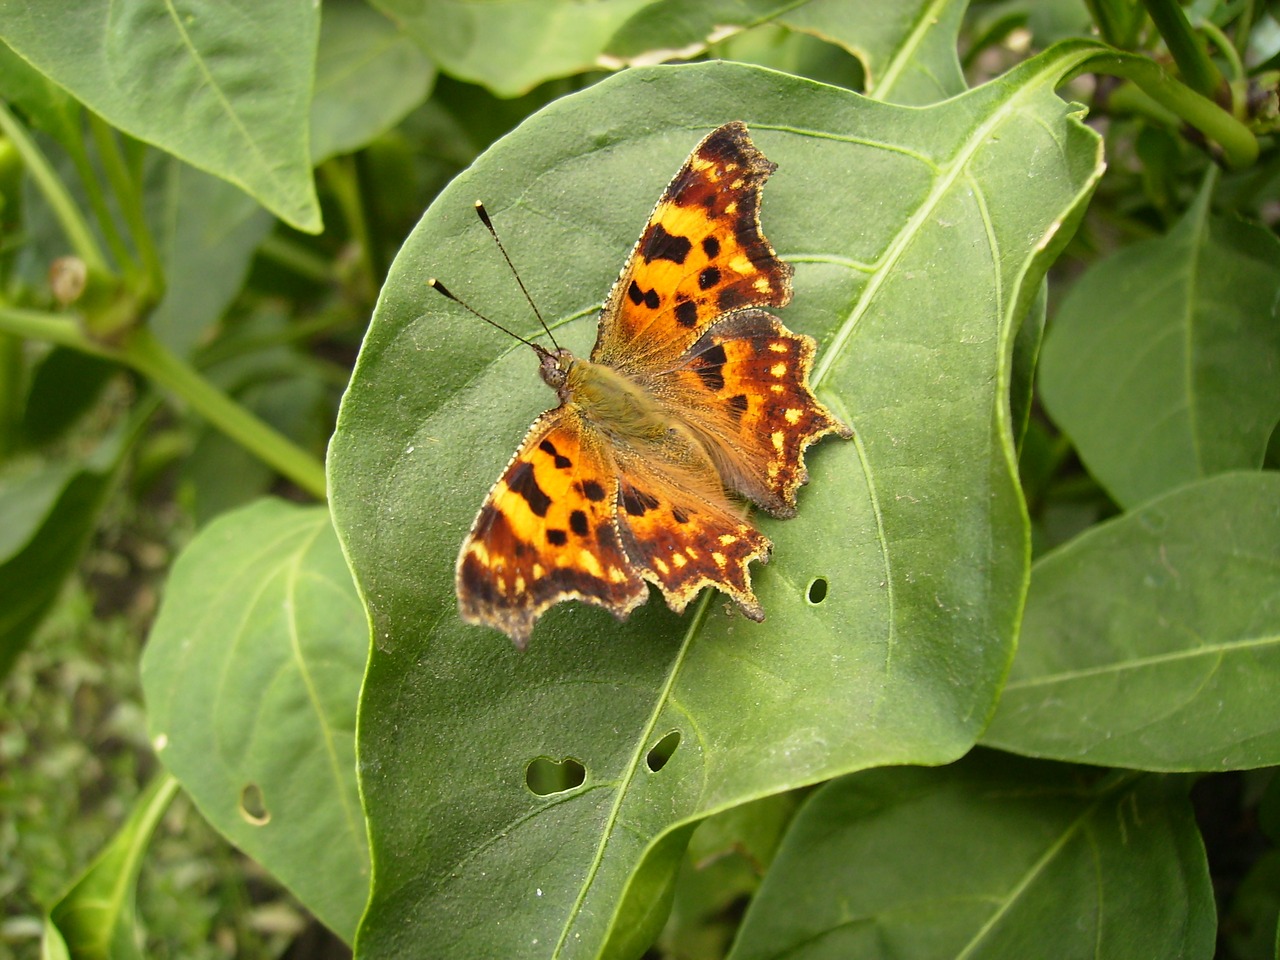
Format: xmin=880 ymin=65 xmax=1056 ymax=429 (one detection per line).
xmin=1141 ymin=0 xmax=1222 ymax=98
xmin=1198 ymin=18 xmax=1244 ymax=85
xmin=90 ymin=116 xmax=164 ymax=300
xmin=1078 ymin=49 xmax=1258 ymax=166
xmin=62 ymin=129 xmax=137 ymax=274
xmin=256 ymin=233 xmax=336 ymax=284
xmin=122 ymin=328 xmax=327 ymax=499
xmin=0 ymin=306 xmax=327 ymax=499
xmin=1233 ymin=0 xmax=1256 ymax=60
xmin=0 ymin=102 xmax=108 ymax=272
xmin=320 ymin=156 xmax=376 ymax=303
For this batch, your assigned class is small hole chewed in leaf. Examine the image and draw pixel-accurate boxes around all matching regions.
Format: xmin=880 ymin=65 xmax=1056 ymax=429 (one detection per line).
xmin=525 ymin=756 xmax=586 ymax=796
xmin=807 ymin=577 xmax=829 ymax=604
xmin=238 ymin=783 xmax=270 ymax=825
xmin=646 ymin=731 xmax=681 ymax=772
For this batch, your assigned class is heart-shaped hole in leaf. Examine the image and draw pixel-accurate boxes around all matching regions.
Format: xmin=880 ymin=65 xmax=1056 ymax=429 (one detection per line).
xmin=525 ymin=757 xmax=586 ymax=796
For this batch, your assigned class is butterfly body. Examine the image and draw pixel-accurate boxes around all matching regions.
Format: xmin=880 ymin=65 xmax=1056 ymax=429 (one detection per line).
xmin=454 ymin=122 xmax=851 ymax=648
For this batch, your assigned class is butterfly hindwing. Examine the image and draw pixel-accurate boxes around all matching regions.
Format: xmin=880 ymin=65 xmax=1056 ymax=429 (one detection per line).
xmin=651 ymin=309 xmax=853 ymax=518
xmin=455 ymin=410 xmax=646 ymax=648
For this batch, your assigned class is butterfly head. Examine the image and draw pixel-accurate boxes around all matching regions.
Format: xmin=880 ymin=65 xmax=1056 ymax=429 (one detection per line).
xmin=536 ymin=344 xmax=575 ymax=394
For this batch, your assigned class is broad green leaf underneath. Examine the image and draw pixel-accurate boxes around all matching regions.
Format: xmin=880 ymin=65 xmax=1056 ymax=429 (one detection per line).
xmin=329 ymin=50 xmax=1105 ymax=958
xmin=1039 ymin=171 xmax=1280 ymax=509
xmin=140 ymin=499 xmax=368 ymax=941
xmin=727 ymin=756 xmax=1214 ymax=960
xmin=983 ymin=471 xmax=1280 ymax=771
xmin=0 ymin=0 xmax=321 ymax=231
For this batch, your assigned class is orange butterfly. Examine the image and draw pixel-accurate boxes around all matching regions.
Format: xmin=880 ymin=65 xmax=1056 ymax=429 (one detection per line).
xmin=441 ymin=122 xmax=850 ymax=648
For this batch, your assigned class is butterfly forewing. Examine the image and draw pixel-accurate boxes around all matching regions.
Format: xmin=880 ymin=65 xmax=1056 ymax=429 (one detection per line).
xmin=593 ymin=121 xmax=794 ymax=373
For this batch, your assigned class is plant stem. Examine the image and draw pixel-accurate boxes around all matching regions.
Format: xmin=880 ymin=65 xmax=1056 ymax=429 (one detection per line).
xmin=90 ymin=116 xmax=164 ymax=300
xmin=1141 ymin=0 xmax=1223 ymax=98
xmin=1197 ymin=18 xmax=1245 ymax=85
xmin=62 ymin=129 xmax=137 ymax=275
xmin=0 ymin=306 xmax=328 ymax=499
xmin=321 ymin=156 xmax=377 ymax=304
xmin=1079 ymin=48 xmax=1258 ymax=166
xmin=256 ymin=233 xmax=336 ymax=284
xmin=0 ymin=102 xmax=108 ymax=273
xmin=122 ymin=328 xmax=327 ymax=499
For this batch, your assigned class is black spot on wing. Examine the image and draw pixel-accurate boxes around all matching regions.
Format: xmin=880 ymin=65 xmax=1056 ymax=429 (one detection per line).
xmin=702 ymin=236 xmax=720 ymax=258
xmin=699 ymin=266 xmax=721 ymax=290
xmin=644 ymin=288 xmax=660 ymax=310
xmin=622 ymin=487 xmax=660 ymax=517
xmin=692 ymin=343 xmax=727 ymax=392
xmin=569 ymin=509 xmax=589 ymax=537
xmin=642 ymin=222 xmax=692 ymax=264
xmin=728 ymin=393 xmax=749 ymax=416
xmin=672 ymin=507 xmax=690 ymax=524
xmin=459 ymin=552 xmax=498 ymax=605
xmin=546 ymin=529 xmax=567 ymax=546
xmin=539 ymin=439 xmax=571 ymax=469
xmin=627 ymin=280 xmax=645 ymax=305
xmin=579 ymin=480 xmax=606 ymax=502
xmin=717 ymin=284 xmax=750 ymax=312
xmin=507 ymin=460 xmax=552 ymax=517
xmin=674 ymin=298 xmax=698 ymax=328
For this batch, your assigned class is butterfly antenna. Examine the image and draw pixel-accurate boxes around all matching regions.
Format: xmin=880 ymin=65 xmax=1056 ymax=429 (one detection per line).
xmin=428 ymin=278 xmax=546 ymax=353
xmin=473 ymin=201 xmax=561 ymax=351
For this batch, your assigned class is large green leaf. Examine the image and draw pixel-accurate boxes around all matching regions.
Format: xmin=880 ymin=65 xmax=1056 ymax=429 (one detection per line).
xmin=311 ymin=0 xmax=435 ymax=163
xmin=983 ymin=472 xmax=1280 ymax=770
xmin=45 ymin=775 xmax=179 ymax=960
xmin=330 ymin=50 xmax=1104 ymax=957
xmin=0 ymin=0 xmax=321 ymax=232
xmin=371 ymin=0 xmax=650 ymax=97
xmin=1039 ymin=172 xmax=1280 ymax=509
xmin=727 ymin=756 xmax=1214 ymax=959
xmin=140 ymin=499 xmax=368 ymax=940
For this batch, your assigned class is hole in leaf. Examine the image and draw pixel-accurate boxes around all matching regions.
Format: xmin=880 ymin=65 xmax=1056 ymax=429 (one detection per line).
xmin=646 ymin=731 xmax=681 ymax=772
xmin=238 ymin=783 xmax=270 ymax=825
xmin=807 ymin=577 xmax=829 ymax=604
xmin=525 ymin=756 xmax=586 ymax=796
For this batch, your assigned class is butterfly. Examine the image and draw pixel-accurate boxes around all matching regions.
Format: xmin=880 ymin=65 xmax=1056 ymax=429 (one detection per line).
xmin=440 ymin=121 xmax=851 ymax=648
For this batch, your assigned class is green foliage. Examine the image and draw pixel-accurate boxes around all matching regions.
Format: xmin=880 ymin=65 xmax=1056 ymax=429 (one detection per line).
xmin=1 ymin=1 xmax=1278 ymax=959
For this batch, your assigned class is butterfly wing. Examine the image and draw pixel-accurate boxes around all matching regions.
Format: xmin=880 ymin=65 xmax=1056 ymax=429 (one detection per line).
xmin=610 ymin=443 xmax=772 ymax=622
xmin=456 ymin=408 xmax=646 ymax=648
xmin=653 ymin=309 xmax=853 ymax=518
xmin=592 ymin=122 xmax=793 ymax=373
